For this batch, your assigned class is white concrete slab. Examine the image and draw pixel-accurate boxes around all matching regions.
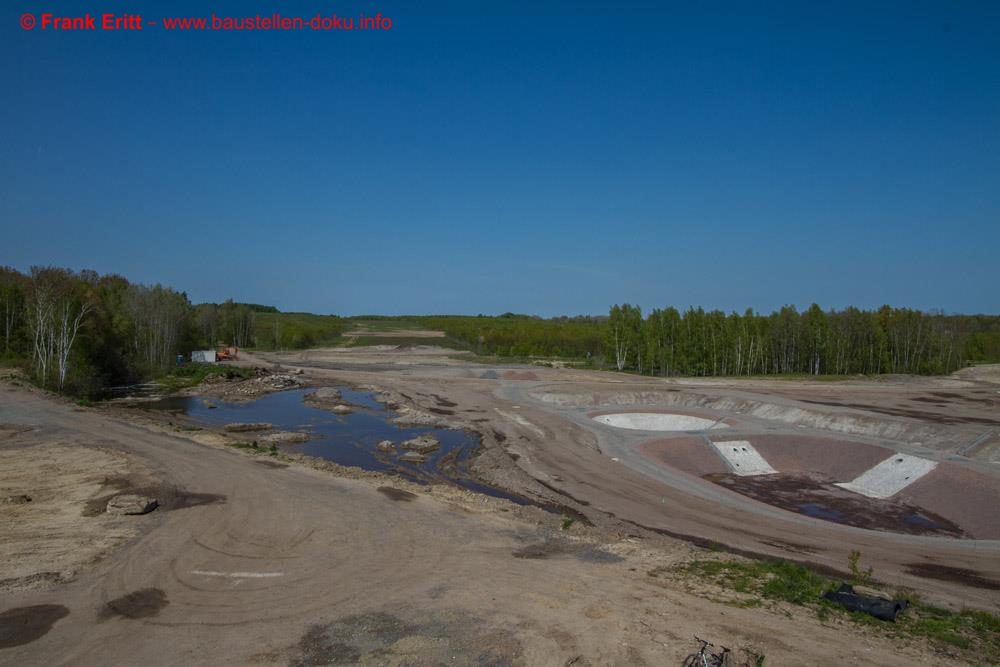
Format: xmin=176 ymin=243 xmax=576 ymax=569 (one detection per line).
xmin=835 ymin=453 xmax=938 ymax=499
xmin=709 ymin=440 xmax=777 ymax=476
xmin=593 ymin=412 xmax=726 ymax=431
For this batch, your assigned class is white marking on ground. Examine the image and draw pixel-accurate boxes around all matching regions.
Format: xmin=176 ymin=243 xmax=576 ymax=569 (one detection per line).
xmin=495 ymin=409 xmax=545 ymax=438
xmin=708 ymin=440 xmax=778 ymax=476
xmin=191 ymin=571 xmax=285 ymax=578
xmin=835 ymin=453 xmax=938 ymax=499
xmin=593 ymin=412 xmax=726 ymax=431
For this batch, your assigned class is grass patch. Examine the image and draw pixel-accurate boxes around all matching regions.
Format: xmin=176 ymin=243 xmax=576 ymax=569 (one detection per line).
xmin=227 ymin=441 xmax=279 ymax=457
xmin=158 ymin=363 xmax=254 ymax=392
xmin=230 ymin=441 xmax=259 ymax=451
xmin=670 ymin=558 xmax=1000 ymax=656
xmin=678 ymin=559 xmax=828 ymax=604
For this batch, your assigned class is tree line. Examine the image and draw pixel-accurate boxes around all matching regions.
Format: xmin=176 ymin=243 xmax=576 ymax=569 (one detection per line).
xmin=0 ymin=266 xmax=345 ymax=395
xmin=1 ymin=266 xmax=192 ymax=394
xmin=419 ymin=306 xmax=999 ymax=376
xmin=2 ymin=265 xmax=997 ymax=395
xmin=605 ymin=303 xmax=999 ymax=376
xmin=416 ymin=315 xmax=604 ymax=358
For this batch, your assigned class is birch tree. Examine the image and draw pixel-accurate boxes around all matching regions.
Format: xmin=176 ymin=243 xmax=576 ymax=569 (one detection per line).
xmin=26 ymin=267 xmax=91 ymax=389
xmin=127 ymin=284 xmax=189 ymax=373
xmin=606 ymin=304 xmax=642 ymax=371
xmin=55 ymin=299 xmax=91 ymax=390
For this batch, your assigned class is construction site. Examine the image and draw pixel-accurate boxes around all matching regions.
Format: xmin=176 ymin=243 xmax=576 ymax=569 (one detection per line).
xmin=4 ymin=2 xmax=999 ymax=664
xmin=2 ymin=340 xmax=997 ymax=665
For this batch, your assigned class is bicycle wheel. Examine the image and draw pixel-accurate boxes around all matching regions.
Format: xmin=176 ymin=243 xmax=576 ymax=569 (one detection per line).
xmin=681 ymin=653 xmax=705 ymax=667
xmin=710 ymin=650 xmax=732 ymax=667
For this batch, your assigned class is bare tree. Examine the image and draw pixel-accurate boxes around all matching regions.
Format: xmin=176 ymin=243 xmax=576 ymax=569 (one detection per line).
xmin=27 ymin=276 xmax=56 ymax=383
xmin=55 ymin=299 xmax=91 ymax=390
xmin=26 ymin=267 xmax=91 ymax=389
xmin=607 ymin=304 xmax=641 ymax=371
xmin=232 ymin=306 xmax=255 ymax=348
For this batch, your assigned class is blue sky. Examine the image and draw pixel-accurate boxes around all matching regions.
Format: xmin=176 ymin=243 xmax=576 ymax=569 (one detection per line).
xmin=3 ymin=1 xmax=998 ymax=316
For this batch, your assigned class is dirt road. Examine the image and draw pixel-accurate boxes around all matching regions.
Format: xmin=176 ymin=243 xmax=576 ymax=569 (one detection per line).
xmin=0 ymin=376 xmax=969 ymax=665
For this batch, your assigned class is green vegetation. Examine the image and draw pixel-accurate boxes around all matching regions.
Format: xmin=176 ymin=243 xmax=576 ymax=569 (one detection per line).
xmin=675 ymin=558 xmax=828 ymax=605
xmin=230 ymin=441 xmax=258 ymax=451
xmin=669 ymin=558 xmax=999 ymax=655
xmin=604 ymin=303 xmax=1000 ymax=376
xmin=192 ymin=303 xmax=346 ymax=352
xmin=227 ymin=440 xmax=280 ymax=457
xmin=415 ymin=314 xmax=604 ymax=358
xmin=3 ymin=264 xmax=998 ymax=398
xmin=848 ymin=549 xmax=874 ymax=587
xmin=0 ymin=265 xmax=344 ymax=397
xmin=0 ymin=266 xmax=200 ymax=396
xmin=251 ymin=310 xmax=345 ymax=351
xmin=158 ymin=363 xmax=255 ymax=392
xmin=416 ymin=307 xmax=1000 ymax=377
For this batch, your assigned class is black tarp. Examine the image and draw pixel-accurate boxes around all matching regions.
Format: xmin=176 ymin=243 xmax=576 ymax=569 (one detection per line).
xmin=822 ymin=583 xmax=909 ymax=621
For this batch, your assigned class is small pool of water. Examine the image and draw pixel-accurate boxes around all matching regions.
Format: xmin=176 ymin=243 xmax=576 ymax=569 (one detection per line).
xmin=797 ymin=502 xmax=847 ymax=523
xmin=904 ymin=513 xmax=943 ymax=530
xmin=129 ymin=387 xmax=529 ymax=505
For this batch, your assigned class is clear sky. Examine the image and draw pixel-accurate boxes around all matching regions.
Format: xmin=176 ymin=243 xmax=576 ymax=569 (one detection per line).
xmin=3 ymin=1 xmax=998 ymax=316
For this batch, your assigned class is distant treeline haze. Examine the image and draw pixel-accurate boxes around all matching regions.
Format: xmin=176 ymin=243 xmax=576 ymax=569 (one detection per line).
xmin=1 ymin=266 xmax=997 ymax=395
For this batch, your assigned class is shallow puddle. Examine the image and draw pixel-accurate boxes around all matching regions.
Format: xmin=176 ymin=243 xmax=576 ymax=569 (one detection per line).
xmin=127 ymin=387 xmax=530 ymax=504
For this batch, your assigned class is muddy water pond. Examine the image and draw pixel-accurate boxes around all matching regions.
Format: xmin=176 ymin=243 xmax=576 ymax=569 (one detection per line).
xmin=135 ymin=388 xmax=529 ymax=504
xmin=707 ymin=472 xmax=963 ymax=537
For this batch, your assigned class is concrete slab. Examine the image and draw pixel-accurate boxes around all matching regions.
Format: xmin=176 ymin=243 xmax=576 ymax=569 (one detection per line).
xmin=836 ymin=453 xmax=938 ymax=499
xmin=593 ymin=412 xmax=725 ymax=431
xmin=709 ymin=440 xmax=778 ymax=476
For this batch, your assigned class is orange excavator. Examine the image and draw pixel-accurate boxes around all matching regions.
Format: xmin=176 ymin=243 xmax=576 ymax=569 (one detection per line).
xmin=216 ymin=346 xmax=239 ymax=361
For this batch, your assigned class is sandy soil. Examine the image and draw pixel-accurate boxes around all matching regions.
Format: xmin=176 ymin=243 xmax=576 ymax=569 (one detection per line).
xmin=1 ymin=352 xmax=998 ymax=665
xmin=0 ymin=439 xmax=139 ymax=591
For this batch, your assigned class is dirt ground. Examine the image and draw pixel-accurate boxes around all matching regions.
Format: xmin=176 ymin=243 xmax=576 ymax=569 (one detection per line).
xmin=1 ymin=352 xmax=998 ymax=665
xmin=0 ymin=439 xmax=139 ymax=591
xmin=342 ymin=329 xmax=446 ymax=338
xmin=248 ymin=347 xmax=999 ymax=607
